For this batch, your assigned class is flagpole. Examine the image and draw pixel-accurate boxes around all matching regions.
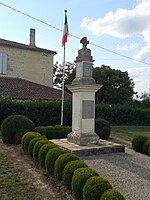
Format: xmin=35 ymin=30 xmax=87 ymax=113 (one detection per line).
xmin=61 ymin=9 xmax=68 ymax=126
xmin=61 ymin=44 xmax=66 ymax=125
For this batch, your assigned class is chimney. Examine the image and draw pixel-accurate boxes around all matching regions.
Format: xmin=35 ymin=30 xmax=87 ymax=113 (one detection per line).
xmin=29 ymin=28 xmax=36 ymax=47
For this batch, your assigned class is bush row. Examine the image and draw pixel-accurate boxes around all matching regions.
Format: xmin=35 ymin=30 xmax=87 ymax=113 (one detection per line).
xmin=1 ymin=114 xmax=111 ymax=145
xmin=132 ymin=135 xmax=150 ymax=156
xmin=1 ymin=114 xmax=72 ymax=144
xmin=33 ymin=125 xmax=72 ymax=139
xmin=0 ymin=97 xmax=150 ymax=126
xmin=0 ymin=97 xmax=71 ymax=126
xmin=21 ymin=132 xmax=126 ymax=200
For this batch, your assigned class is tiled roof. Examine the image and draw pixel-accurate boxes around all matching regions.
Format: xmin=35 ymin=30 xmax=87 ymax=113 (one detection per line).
xmin=0 ymin=38 xmax=57 ymax=55
xmin=0 ymin=77 xmax=71 ymax=100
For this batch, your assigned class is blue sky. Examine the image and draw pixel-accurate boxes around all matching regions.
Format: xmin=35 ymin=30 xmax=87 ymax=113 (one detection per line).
xmin=0 ymin=0 xmax=150 ymax=94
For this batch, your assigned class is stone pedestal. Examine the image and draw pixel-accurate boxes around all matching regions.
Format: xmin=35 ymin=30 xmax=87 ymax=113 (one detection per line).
xmin=66 ymin=37 xmax=102 ymax=146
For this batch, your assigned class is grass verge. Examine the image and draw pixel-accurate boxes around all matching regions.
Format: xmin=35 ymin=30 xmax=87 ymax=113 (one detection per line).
xmin=0 ymin=152 xmax=37 ymax=200
xmin=111 ymin=126 xmax=150 ymax=141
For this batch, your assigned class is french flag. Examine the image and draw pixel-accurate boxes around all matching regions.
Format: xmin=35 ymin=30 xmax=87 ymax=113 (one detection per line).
xmin=62 ymin=10 xmax=69 ymax=47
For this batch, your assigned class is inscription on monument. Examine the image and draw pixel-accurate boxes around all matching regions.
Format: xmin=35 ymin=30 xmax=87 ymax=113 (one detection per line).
xmin=82 ymin=100 xmax=94 ymax=119
xmin=83 ymin=62 xmax=92 ymax=77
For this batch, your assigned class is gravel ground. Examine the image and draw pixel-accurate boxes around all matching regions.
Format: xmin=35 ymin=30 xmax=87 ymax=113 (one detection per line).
xmin=81 ymin=147 xmax=150 ymax=200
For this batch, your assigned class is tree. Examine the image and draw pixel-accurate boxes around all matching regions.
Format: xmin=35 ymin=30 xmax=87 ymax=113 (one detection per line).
xmin=53 ymin=63 xmax=135 ymax=105
xmin=93 ymin=65 xmax=135 ymax=104
xmin=53 ymin=62 xmax=75 ymax=89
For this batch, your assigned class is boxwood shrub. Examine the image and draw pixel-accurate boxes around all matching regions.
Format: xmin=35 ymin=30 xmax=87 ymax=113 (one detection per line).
xmin=142 ymin=139 xmax=150 ymax=155
xmin=45 ymin=147 xmax=66 ymax=175
xmin=28 ymin=136 xmax=47 ymax=158
xmin=54 ymin=153 xmax=79 ymax=181
xmin=1 ymin=115 xmax=35 ymax=144
xmin=62 ymin=160 xmax=88 ymax=190
xmin=21 ymin=132 xmax=41 ymax=153
xmin=14 ymin=129 xmax=29 ymax=145
xmin=95 ymin=118 xmax=111 ymax=139
xmin=132 ymin=135 xmax=148 ymax=153
xmin=33 ymin=126 xmax=47 ymax=135
xmin=32 ymin=139 xmax=50 ymax=162
xmin=71 ymin=167 xmax=99 ymax=200
xmin=38 ymin=143 xmax=58 ymax=168
xmin=82 ymin=176 xmax=112 ymax=200
xmin=45 ymin=125 xmax=71 ymax=139
xmin=100 ymin=189 xmax=125 ymax=200
xmin=148 ymin=145 xmax=150 ymax=156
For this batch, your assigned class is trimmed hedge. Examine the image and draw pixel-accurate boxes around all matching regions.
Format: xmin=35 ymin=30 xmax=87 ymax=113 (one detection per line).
xmin=62 ymin=160 xmax=88 ymax=190
xmin=148 ymin=145 xmax=150 ymax=156
xmin=33 ymin=126 xmax=47 ymax=135
xmin=1 ymin=115 xmax=35 ymax=144
xmin=0 ymin=97 xmax=71 ymax=126
xmin=83 ymin=176 xmax=112 ymax=200
xmin=132 ymin=135 xmax=148 ymax=153
xmin=54 ymin=153 xmax=79 ymax=181
xmin=38 ymin=143 xmax=58 ymax=168
xmin=21 ymin=132 xmax=41 ymax=153
xmin=14 ymin=129 xmax=29 ymax=145
xmin=45 ymin=125 xmax=71 ymax=139
xmin=142 ymin=140 xmax=150 ymax=155
xmin=32 ymin=139 xmax=50 ymax=162
xmin=100 ymin=189 xmax=125 ymax=200
xmin=45 ymin=147 xmax=66 ymax=175
xmin=28 ymin=136 xmax=47 ymax=158
xmin=1 ymin=97 xmax=150 ymax=126
xmin=95 ymin=118 xmax=111 ymax=139
xmin=71 ymin=167 xmax=99 ymax=200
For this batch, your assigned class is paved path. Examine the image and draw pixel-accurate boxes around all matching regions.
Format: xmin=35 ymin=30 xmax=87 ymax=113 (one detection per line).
xmin=81 ymin=147 xmax=150 ymax=200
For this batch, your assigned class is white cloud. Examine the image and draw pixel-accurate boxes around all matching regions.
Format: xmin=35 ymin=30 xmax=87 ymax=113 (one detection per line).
xmin=117 ymin=44 xmax=128 ymax=51
xmin=117 ymin=43 xmax=138 ymax=51
xmin=81 ymin=0 xmax=150 ymax=62
xmin=133 ymin=45 xmax=150 ymax=61
xmin=127 ymin=67 xmax=150 ymax=92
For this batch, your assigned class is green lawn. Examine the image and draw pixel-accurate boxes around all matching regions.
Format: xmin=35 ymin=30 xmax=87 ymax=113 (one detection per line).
xmin=111 ymin=126 xmax=150 ymax=141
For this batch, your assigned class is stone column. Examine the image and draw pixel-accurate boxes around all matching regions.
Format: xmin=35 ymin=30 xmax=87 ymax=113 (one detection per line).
xmin=66 ymin=37 xmax=102 ymax=145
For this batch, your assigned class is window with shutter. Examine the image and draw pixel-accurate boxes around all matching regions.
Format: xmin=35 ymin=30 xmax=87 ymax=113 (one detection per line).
xmin=0 ymin=53 xmax=8 ymax=75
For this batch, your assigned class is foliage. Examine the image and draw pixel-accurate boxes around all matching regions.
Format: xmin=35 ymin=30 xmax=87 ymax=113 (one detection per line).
xmin=45 ymin=125 xmax=71 ymax=139
xmin=63 ymin=65 xmax=135 ymax=104
xmin=95 ymin=118 xmax=111 ymax=139
xmin=33 ymin=126 xmax=47 ymax=135
xmin=14 ymin=129 xmax=29 ymax=145
xmin=45 ymin=147 xmax=66 ymax=175
xmin=53 ymin=61 xmax=75 ymax=89
xmin=28 ymin=136 xmax=47 ymax=158
xmin=54 ymin=153 xmax=79 ymax=181
xmin=142 ymin=140 xmax=150 ymax=155
xmin=32 ymin=139 xmax=50 ymax=162
xmin=132 ymin=135 xmax=148 ymax=153
xmin=0 ymin=97 xmax=72 ymax=127
xmin=82 ymin=176 xmax=112 ymax=200
xmin=21 ymin=132 xmax=41 ymax=153
xmin=95 ymin=103 xmax=150 ymax=126
xmin=1 ymin=97 xmax=150 ymax=126
xmin=93 ymin=65 xmax=135 ymax=104
xmin=62 ymin=160 xmax=88 ymax=190
xmin=1 ymin=115 xmax=35 ymax=144
xmin=100 ymin=189 xmax=125 ymax=200
xmin=71 ymin=167 xmax=99 ymax=200
xmin=148 ymin=145 xmax=150 ymax=156
xmin=38 ymin=143 xmax=57 ymax=168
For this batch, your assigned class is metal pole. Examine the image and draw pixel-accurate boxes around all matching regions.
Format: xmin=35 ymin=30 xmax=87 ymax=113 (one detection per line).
xmin=61 ymin=44 xmax=66 ymax=125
